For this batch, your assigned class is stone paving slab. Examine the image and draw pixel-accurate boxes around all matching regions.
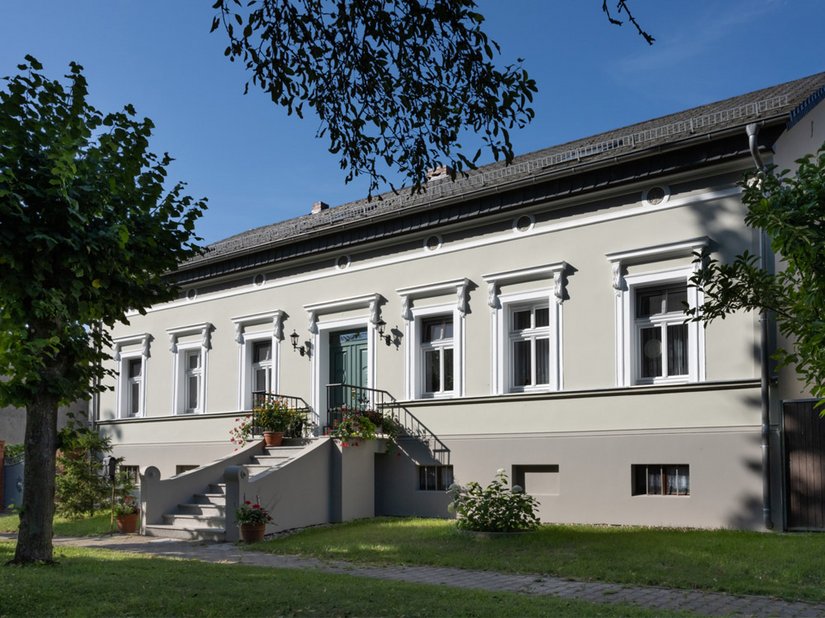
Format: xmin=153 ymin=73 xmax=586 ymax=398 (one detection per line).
xmin=6 ymin=533 xmax=824 ymax=617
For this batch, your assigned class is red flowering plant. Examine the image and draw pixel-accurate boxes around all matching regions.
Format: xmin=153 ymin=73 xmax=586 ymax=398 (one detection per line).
xmin=235 ymin=498 xmax=273 ymax=526
xmin=330 ymin=406 xmax=402 ymax=448
xmin=229 ymin=416 xmax=254 ymax=449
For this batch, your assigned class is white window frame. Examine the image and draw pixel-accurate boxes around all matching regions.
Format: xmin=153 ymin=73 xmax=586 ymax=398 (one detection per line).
xmin=408 ymin=305 xmax=464 ymax=399
xmin=607 ymin=238 xmax=708 ymax=387
xmin=620 ymin=268 xmax=703 ymax=386
xmin=167 ymin=323 xmax=212 ymax=415
xmin=232 ymin=311 xmax=284 ymax=411
xmin=397 ymin=279 xmax=469 ymax=400
xmin=495 ymin=289 xmax=562 ymax=394
xmin=507 ymin=302 xmax=553 ymax=392
xmin=181 ymin=347 xmax=204 ymax=414
xmin=483 ymin=263 xmax=566 ymax=395
xmin=112 ymin=333 xmax=151 ymax=419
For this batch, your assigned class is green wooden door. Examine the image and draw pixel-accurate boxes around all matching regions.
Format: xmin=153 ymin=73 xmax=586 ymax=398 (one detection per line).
xmin=328 ymin=328 xmax=368 ymax=416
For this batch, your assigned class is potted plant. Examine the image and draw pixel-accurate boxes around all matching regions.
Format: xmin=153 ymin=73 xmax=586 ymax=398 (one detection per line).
xmin=236 ymin=499 xmax=273 ymax=543
xmin=254 ymin=399 xmax=298 ymax=446
xmin=114 ymin=496 xmax=140 ymax=533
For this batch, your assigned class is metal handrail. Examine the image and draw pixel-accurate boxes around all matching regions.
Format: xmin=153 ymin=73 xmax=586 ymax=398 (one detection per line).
xmin=249 ymin=391 xmax=314 ymax=438
xmin=325 ymin=383 xmax=451 ymax=464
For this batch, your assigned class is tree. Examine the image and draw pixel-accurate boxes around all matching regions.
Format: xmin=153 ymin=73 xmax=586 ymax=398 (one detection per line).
xmin=689 ymin=145 xmax=825 ymax=404
xmin=0 ymin=57 xmax=205 ymax=564
xmin=213 ymin=0 xmax=651 ymax=196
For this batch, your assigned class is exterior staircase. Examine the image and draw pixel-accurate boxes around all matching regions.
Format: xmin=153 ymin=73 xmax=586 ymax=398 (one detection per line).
xmin=143 ymin=444 xmax=308 ymax=541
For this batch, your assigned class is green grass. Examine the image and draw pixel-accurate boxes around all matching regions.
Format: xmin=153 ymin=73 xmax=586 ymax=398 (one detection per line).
xmin=0 ymin=512 xmax=112 ymax=536
xmin=251 ymin=518 xmax=825 ymax=603
xmin=0 ymin=543 xmax=669 ymax=617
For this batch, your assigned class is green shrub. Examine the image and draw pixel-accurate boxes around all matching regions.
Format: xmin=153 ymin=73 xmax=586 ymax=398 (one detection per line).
xmin=447 ymin=469 xmax=540 ymax=533
xmin=55 ymin=422 xmax=112 ymax=518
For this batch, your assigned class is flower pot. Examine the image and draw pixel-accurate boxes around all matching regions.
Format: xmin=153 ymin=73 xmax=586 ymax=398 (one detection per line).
xmin=116 ymin=512 xmax=139 ymax=534
xmin=240 ymin=523 xmax=266 ymax=543
xmin=262 ymin=431 xmax=284 ymax=447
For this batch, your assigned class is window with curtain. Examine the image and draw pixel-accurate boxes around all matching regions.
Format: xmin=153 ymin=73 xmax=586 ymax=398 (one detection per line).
xmin=509 ymin=305 xmax=550 ymax=390
xmin=635 ymin=284 xmax=688 ymax=382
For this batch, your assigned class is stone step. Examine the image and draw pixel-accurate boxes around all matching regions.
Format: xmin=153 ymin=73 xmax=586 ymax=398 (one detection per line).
xmin=178 ymin=503 xmax=226 ymax=517
xmin=144 ymin=524 xmax=225 ymax=543
xmin=207 ymin=483 xmax=226 ymax=495
xmin=264 ymin=445 xmax=305 ymax=454
xmin=244 ymin=464 xmax=286 ymax=476
xmin=162 ymin=513 xmax=225 ymax=529
xmin=250 ymin=455 xmax=293 ymax=465
xmin=193 ymin=493 xmax=226 ymax=506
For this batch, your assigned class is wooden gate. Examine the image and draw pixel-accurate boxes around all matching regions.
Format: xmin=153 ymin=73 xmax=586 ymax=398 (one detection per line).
xmin=784 ymin=400 xmax=825 ymax=530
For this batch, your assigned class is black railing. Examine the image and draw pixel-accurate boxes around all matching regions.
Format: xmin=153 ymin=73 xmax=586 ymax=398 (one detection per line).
xmin=325 ymin=383 xmax=450 ymax=464
xmin=250 ymin=391 xmax=314 ymax=439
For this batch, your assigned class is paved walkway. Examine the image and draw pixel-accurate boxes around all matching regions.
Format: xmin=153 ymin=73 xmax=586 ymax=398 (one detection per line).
xmin=8 ymin=533 xmax=825 ymax=617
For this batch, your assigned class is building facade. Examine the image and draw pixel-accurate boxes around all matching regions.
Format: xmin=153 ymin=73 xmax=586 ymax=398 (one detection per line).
xmin=96 ymin=72 xmax=825 ymax=533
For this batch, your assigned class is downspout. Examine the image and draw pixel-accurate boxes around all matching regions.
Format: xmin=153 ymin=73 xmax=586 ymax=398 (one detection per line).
xmin=746 ymin=123 xmax=774 ymax=530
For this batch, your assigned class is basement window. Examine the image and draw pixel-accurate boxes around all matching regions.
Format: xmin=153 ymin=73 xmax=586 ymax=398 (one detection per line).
xmin=418 ymin=465 xmax=454 ymax=491
xmin=632 ymin=464 xmax=690 ymax=496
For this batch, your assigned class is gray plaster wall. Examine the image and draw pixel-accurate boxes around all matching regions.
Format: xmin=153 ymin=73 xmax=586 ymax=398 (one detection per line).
xmin=97 ymin=161 xmax=771 ymax=529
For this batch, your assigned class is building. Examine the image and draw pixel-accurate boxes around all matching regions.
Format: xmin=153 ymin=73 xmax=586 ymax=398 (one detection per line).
xmin=95 ymin=72 xmax=825 ymax=539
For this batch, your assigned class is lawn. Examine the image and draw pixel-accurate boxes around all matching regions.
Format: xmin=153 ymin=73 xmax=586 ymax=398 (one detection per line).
xmin=0 ymin=512 xmax=112 ymax=536
xmin=252 ymin=518 xmax=825 ymax=603
xmin=0 ymin=543 xmax=670 ymax=617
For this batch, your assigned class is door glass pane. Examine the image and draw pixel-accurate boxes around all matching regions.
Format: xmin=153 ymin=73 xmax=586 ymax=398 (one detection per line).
xmin=513 ymin=340 xmax=531 ymax=386
xmin=187 ymin=351 xmax=200 ymax=370
xmin=253 ymin=341 xmax=271 ymax=363
xmin=535 ymin=307 xmax=550 ymax=328
xmin=667 ymin=324 xmax=688 ymax=376
xmin=535 ymin=338 xmax=549 ymax=385
xmin=254 ymin=367 xmax=268 ymax=392
xmin=128 ymin=358 xmax=142 ymax=378
xmin=443 ymin=348 xmax=454 ymax=391
xmin=640 ymin=327 xmax=662 ymax=378
xmin=666 ymin=287 xmax=688 ymax=313
xmin=129 ymin=381 xmax=140 ymax=416
xmin=187 ymin=374 xmax=199 ymax=411
xmin=637 ymin=289 xmax=666 ymax=317
xmin=513 ymin=310 xmax=531 ymax=331
xmin=424 ymin=350 xmax=440 ymax=392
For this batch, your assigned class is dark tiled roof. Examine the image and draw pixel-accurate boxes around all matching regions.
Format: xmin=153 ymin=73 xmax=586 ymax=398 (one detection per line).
xmin=184 ymin=71 xmax=825 ymax=270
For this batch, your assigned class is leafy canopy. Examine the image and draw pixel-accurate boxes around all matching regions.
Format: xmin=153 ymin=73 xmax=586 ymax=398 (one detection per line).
xmin=213 ymin=0 xmax=538 ymax=195
xmin=689 ymin=145 xmax=825 ymax=402
xmin=0 ymin=56 xmax=205 ymax=407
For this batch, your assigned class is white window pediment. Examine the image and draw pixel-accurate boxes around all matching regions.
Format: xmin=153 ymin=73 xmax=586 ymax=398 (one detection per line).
xmin=231 ymin=311 xmax=284 ymax=409
xmin=112 ymin=333 xmax=152 ymax=419
xmin=606 ymin=238 xmax=709 ymax=387
xmin=304 ymin=293 xmax=382 ymax=335
xmin=482 ymin=263 xmax=567 ymax=395
xmin=396 ymin=279 xmax=470 ymax=400
xmin=166 ymin=322 xmax=212 ymax=415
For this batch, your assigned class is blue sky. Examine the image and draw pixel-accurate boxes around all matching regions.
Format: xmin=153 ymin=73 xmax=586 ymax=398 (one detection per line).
xmin=2 ymin=1 xmax=823 ymax=244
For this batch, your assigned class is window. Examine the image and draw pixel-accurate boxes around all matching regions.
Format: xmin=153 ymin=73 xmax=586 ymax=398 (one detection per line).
xmin=252 ymin=340 xmax=273 ymax=393
xmin=112 ymin=333 xmax=151 ymax=419
xmin=421 ymin=316 xmax=454 ymax=395
xmin=632 ymin=464 xmax=690 ymax=496
xmin=509 ymin=305 xmax=551 ymax=390
xmin=483 ymin=263 xmax=566 ymax=395
xmin=120 ymin=465 xmax=140 ymax=486
xmin=512 ymin=464 xmax=560 ymax=495
xmin=606 ymin=238 xmax=707 ymax=387
xmin=125 ymin=358 xmax=143 ymax=418
xmin=183 ymin=349 xmax=202 ymax=413
xmin=167 ymin=322 xmax=212 ymax=415
xmin=418 ymin=465 xmax=454 ymax=491
xmin=635 ymin=284 xmax=689 ymax=382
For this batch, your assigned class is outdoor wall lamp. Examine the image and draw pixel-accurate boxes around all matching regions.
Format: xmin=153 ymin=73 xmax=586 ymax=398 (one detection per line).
xmin=377 ymin=320 xmax=393 ymax=346
xmin=290 ymin=330 xmax=306 ymax=356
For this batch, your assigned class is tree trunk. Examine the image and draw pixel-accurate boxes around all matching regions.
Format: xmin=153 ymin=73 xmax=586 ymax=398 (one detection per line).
xmin=11 ymin=391 xmax=59 ymax=564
